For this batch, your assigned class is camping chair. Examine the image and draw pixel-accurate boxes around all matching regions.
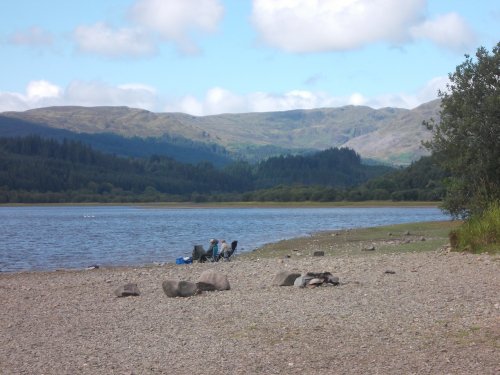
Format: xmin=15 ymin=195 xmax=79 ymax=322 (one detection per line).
xmin=222 ymin=240 xmax=238 ymax=261
xmin=192 ymin=245 xmax=208 ymax=263
xmin=193 ymin=243 xmax=219 ymax=262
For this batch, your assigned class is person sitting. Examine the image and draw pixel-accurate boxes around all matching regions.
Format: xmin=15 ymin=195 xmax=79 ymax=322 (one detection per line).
xmin=219 ymin=240 xmax=231 ymax=261
xmin=207 ymin=239 xmax=219 ymax=262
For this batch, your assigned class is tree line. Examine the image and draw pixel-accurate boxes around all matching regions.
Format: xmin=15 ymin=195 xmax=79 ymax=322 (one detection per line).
xmin=0 ymin=135 xmax=446 ymax=204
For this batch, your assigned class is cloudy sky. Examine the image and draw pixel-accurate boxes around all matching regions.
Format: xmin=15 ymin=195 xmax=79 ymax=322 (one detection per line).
xmin=1 ymin=0 xmax=498 ymax=115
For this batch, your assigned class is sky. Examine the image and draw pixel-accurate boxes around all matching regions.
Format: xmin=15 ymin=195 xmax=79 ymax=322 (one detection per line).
xmin=0 ymin=0 xmax=498 ymax=116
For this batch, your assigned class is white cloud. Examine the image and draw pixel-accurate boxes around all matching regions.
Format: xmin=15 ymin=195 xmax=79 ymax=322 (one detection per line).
xmin=26 ymin=80 xmax=62 ymax=100
xmin=0 ymin=77 xmax=446 ymax=115
xmin=65 ymin=81 xmax=158 ymax=110
xmin=72 ymin=0 xmax=224 ymax=57
xmin=129 ymin=0 xmax=224 ymax=54
xmin=74 ymin=22 xmax=156 ymax=58
xmin=0 ymin=80 xmax=62 ymax=112
xmin=167 ymin=88 xmax=374 ymax=115
xmin=348 ymin=93 xmax=366 ymax=106
xmin=251 ymin=0 xmax=425 ymax=52
xmin=166 ymin=76 xmax=447 ymax=115
xmin=361 ymin=76 xmax=447 ymax=108
xmin=251 ymin=0 xmax=477 ymax=53
xmin=410 ymin=13 xmax=477 ymax=52
xmin=7 ymin=26 xmax=53 ymax=46
xmin=0 ymin=80 xmax=159 ymax=112
xmin=249 ymin=90 xmax=342 ymax=112
xmin=0 ymin=93 xmax=30 ymax=112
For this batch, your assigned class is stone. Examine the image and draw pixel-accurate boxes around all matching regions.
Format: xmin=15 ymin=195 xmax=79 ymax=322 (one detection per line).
xmin=162 ymin=279 xmax=198 ymax=298
xmin=308 ymin=278 xmax=324 ymax=286
xmin=114 ymin=283 xmax=140 ymax=297
xmin=304 ymin=272 xmax=340 ymax=286
xmin=362 ymin=245 xmax=376 ymax=251
xmin=196 ymin=270 xmax=230 ymax=291
xmin=384 ymin=270 xmax=396 ymax=274
xmin=293 ymin=276 xmax=306 ymax=287
xmin=326 ymin=275 xmax=340 ymax=285
xmin=313 ymin=251 xmax=325 ymax=257
xmin=273 ymin=271 xmax=301 ymax=286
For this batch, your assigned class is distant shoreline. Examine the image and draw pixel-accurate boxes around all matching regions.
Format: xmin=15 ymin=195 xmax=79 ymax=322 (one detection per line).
xmin=0 ymin=200 xmax=441 ymax=209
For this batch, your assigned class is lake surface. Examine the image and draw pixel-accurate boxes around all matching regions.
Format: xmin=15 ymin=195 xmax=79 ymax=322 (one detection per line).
xmin=0 ymin=206 xmax=450 ymax=272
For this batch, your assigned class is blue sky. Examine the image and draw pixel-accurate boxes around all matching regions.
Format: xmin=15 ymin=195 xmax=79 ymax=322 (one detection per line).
xmin=1 ymin=0 xmax=498 ymax=115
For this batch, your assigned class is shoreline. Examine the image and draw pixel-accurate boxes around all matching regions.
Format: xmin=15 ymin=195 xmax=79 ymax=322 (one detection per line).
xmin=1 ymin=220 xmax=455 ymax=275
xmin=0 ymin=200 xmax=441 ymax=209
xmin=1 ymin=219 xmax=498 ymax=374
xmin=1 ymin=219 xmax=499 ymax=374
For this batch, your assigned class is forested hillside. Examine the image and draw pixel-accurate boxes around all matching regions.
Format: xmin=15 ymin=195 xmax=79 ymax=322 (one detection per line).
xmin=0 ymin=135 xmax=448 ymax=204
xmin=0 ymin=136 xmax=397 ymax=203
xmin=254 ymin=148 xmax=391 ymax=188
xmin=0 ymin=115 xmax=234 ymax=167
xmin=0 ymin=136 xmax=238 ymax=202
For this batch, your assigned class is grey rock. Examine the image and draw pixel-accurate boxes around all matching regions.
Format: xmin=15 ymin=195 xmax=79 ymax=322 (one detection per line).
xmin=162 ymin=279 xmax=198 ymax=298
xmin=114 ymin=283 xmax=140 ymax=297
xmin=313 ymin=251 xmax=325 ymax=257
xmin=293 ymin=276 xmax=306 ymax=287
xmin=362 ymin=245 xmax=376 ymax=251
xmin=326 ymin=275 xmax=340 ymax=285
xmin=304 ymin=272 xmax=340 ymax=286
xmin=273 ymin=271 xmax=301 ymax=286
xmin=197 ymin=270 xmax=230 ymax=291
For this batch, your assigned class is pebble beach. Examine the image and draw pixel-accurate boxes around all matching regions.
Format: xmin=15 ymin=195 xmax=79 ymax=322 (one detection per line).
xmin=1 ymin=225 xmax=499 ymax=374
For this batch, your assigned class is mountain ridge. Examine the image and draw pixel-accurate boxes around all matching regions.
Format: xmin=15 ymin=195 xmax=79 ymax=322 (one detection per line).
xmin=1 ymin=99 xmax=441 ymax=165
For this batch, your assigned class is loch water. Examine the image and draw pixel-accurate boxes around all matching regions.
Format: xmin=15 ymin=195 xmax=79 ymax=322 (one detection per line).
xmin=0 ymin=206 xmax=450 ymax=272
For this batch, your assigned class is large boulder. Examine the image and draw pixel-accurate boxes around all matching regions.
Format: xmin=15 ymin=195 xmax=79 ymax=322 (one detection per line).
xmin=114 ymin=283 xmax=140 ymax=297
xmin=196 ymin=270 xmax=230 ymax=291
xmin=273 ymin=271 xmax=301 ymax=286
xmin=162 ymin=279 xmax=198 ymax=298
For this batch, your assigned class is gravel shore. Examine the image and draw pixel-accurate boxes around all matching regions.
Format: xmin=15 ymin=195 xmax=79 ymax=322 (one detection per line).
xmin=1 ymin=229 xmax=499 ymax=374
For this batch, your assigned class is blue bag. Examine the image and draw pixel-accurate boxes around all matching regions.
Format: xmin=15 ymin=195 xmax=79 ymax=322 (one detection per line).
xmin=176 ymin=256 xmax=193 ymax=265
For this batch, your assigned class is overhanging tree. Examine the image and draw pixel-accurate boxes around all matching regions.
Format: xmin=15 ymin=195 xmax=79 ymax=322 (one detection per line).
xmin=425 ymin=42 xmax=500 ymax=218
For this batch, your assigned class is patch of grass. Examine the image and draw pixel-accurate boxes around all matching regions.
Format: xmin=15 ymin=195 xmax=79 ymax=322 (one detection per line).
xmin=450 ymin=202 xmax=500 ymax=254
xmin=244 ymin=220 xmax=461 ymax=259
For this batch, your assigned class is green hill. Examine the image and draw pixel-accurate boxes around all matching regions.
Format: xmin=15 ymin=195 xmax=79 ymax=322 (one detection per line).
xmin=1 ymin=100 xmax=441 ymax=165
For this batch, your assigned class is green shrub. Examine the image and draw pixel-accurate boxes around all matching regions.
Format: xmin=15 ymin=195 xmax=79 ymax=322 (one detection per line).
xmin=450 ymin=201 xmax=500 ymax=253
